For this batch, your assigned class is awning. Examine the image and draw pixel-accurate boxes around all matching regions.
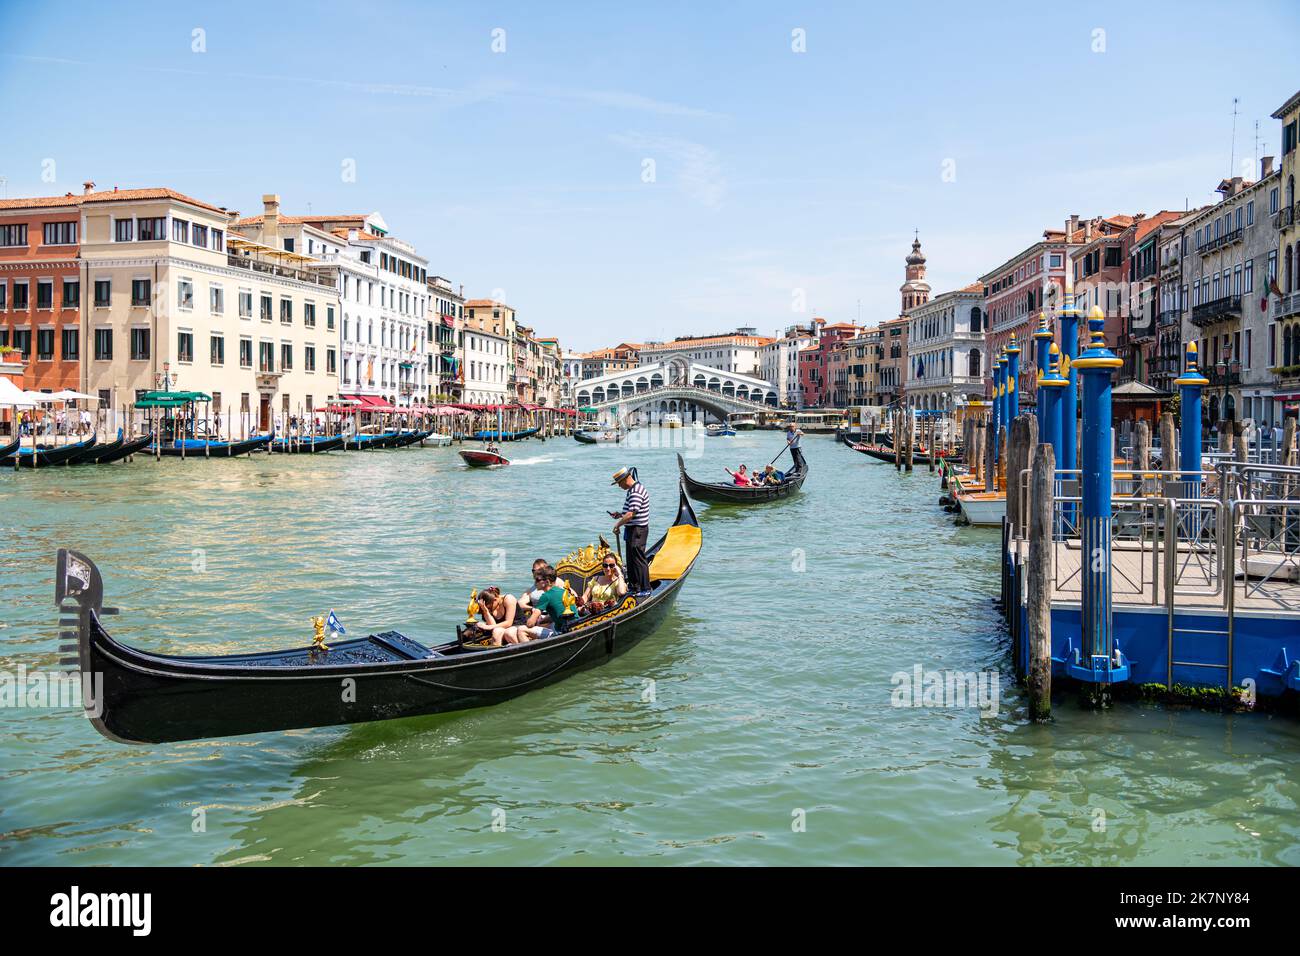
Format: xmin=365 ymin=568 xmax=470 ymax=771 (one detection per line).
xmin=134 ymin=390 xmax=213 ymax=408
xmin=0 ymin=377 xmax=37 ymax=407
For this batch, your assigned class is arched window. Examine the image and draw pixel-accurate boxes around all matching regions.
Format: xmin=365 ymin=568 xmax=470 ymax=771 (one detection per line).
xmin=970 ymin=307 xmax=982 ymax=334
xmin=968 ymin=348 xmax=981 ymax=377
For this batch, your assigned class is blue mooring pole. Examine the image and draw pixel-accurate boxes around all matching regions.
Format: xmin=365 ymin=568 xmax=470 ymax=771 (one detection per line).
xmin=1038 ymin=343 xmax=1066 ymax=465
xmin=1068 ymin=306 xmax=1129 ymax=686
xmin=1174 ymin=342 xmax=1209 ymax=498
xmin=993 ymin=352 xmax=1006 ymax=462
xmin=1033 ymin=314 xmax=1053 ymax=435
xmin=1006 ymin=333 xmax=1021 ymax=422
xmin=1060 ymin=307 xmax=1079 ymax=474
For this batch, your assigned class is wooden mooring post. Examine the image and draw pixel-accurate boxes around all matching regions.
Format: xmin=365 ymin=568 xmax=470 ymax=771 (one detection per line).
xmin=894 ymin=410 xmax=902 ymax=470
xmin=1027 ymin=441 xmax=1055 ymax=721
xmin=1008 ymin=412 xmax=1038 ymax=538
xmin=905 ymin=412 xmax=915 ymax=472
xmin=1134 ymin=418 xmax=1150 ymax=495
xmin=1158 ymin=411 xmax=1177 ymax=494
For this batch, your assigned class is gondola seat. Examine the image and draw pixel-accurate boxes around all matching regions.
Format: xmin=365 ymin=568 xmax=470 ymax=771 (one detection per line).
xmin=649 ymin=524 xmax=702 ymax=581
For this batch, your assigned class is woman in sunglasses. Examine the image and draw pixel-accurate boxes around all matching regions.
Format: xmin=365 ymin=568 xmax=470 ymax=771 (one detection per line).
xmin=581 ymin=555 xmax=628 ymax=612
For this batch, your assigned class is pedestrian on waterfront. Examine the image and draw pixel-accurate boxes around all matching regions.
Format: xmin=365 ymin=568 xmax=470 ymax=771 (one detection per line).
xmin=610 ymin=466 xmax=651 ymax=594
xmin=785 ymin=422 xmax=805 ymax=471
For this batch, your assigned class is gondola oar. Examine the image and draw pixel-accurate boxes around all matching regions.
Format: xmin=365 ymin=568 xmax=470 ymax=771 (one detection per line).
xmin=767 ymin=445 xmax=789 ymax=467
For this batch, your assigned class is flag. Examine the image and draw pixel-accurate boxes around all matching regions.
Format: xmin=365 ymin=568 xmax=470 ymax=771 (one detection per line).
xmin=326 ymin=609 xmax=346 ymax=636
xmin=1269 ymin=277 xmax=1283 ymax=298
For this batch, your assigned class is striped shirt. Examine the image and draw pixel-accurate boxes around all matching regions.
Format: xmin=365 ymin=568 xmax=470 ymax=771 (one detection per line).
xmin=622 ymin=482 xmax=650 ymax=527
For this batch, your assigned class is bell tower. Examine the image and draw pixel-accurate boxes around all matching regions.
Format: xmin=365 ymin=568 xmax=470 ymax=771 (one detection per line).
xmin=900 ymin=232 xmax=931 ymax=316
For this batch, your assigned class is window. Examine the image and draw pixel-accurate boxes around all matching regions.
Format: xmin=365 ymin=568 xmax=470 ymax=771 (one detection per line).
xmin=210 ymin=285 xmax=224 ymax=314
xmin=239 ymin=337 xmax=253 ymax=369
xmin=94 ymin=279 xmax=111 ymax=307
xmin=0 ymin=224 xmax=27 ymax=247
xmin=1271 ymin=188 xmax=1279 ymax=215
xmin=327 ymin=305 xmax=335 ymax=330
xmin=37 ymin=328 xmax=54 ymax=360
xmin=43 ymin=221 xmax=77 ymax=245
xmin=326 ymin=347 xmax=336 ymax=374
xmin=135 ymin=217 xmax=163 ymax=241
xmin=1245 ymin=259 xmax=1253 ymax=293
xmin=94 ymin=328 xmax=113 ymax=360
xmin=304 ymin=302 xmax=316 ymax=327
xmin=12 ymin=328 xmax=30 ymax=358
xmin=211 ymin=229 xmax=223 ymax=252
xmin=239 ymin=290 xmax=253 ymax=319
xmin=305 ymin=344 xmax=316 ymax=372
xmin=36 ymin=280 xmax=53 ymax=310
xmin=114 ymin=219 xmax=134 ymax=242
xmin=280 ymin=343 xmax=293 ymax=370
xmin=0 ymin=284 xmax=5 ymax=309
xmin=280 ymin=298 xmax=292 ymax=324
xmin=129 ymin=328 xmax=149 ymax=360
xmin=1247 ymin=202 xmax=1254 ymax=226
xmin=62 ymin=279 xmax=79 ymax=307
xmin=177 ymin=331 xmax=194 ymax=363
xmin=259 ymin=341 xmax=274 ymax=372
xmin=283 ymin=237 xmax=294 ymax=253
xmin=12 ymin=282 xmax=28 ymax=310
xmin=210 ymin=333 xmax=225 ymax=366
xmin=172 ymin=218 xmax=189 ymax=242
xmin=177 ymin=278 xmax=194 ymax=310
xmin=62 ymin=327 xmax=79 ymax=360
xmin=131 ymin=278 xmax=151 ymax=306
xmin=192 ymin=224 xmax=208 ymax=247
xmin=1268 ymin=251 xmax=1278 ymax=285
xmin=260 ymin=294 xmax=272 ymax=321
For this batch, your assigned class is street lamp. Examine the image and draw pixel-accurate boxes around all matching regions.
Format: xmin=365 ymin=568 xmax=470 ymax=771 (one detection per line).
xmin=156 ymin=361 xmax=176 ymax=391
xmin=1214 ymin=341 xmax=1240 ymax=426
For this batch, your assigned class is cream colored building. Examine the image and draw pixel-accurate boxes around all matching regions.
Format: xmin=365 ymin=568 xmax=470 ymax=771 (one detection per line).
xmin=78 ymin=186 xmax=339 ymax=434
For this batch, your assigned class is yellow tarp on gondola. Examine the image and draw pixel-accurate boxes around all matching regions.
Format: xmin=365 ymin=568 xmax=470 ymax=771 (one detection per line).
xmin=649 ymin=524 xmax=702 ymax=581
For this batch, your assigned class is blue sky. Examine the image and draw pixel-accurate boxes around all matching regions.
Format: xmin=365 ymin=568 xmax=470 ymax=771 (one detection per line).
xmin=1 ymin=0 xmax=1297 ymax=349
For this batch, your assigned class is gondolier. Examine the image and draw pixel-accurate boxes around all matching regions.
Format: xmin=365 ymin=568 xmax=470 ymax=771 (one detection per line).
xmin=611 ymin=466 xmax=651 ymax=594
xmin=785 ymin=422 xmax=806 ymax=472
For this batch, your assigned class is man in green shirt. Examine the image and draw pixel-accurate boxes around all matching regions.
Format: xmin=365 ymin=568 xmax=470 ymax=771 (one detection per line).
xmin=514 ymin=565 xmax=572 ymax=641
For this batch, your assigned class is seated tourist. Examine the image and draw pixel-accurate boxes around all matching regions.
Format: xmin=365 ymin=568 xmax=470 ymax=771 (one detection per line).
xmin=518 ymin=558 xmax=551 ymax=611
xmin=761 ymin=464 xmax=785 ymax=485
xmin=581 ymin=554 xmax=628 ymax=612
xmin=512 ymin=565 xmax=573 ymax=642
xmin=725 ymin=464 xmax=752 ymax=486
xmin=471 ymin=586 xmax=521 ymax=647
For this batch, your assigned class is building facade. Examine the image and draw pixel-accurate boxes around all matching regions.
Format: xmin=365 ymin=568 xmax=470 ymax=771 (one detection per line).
xmin=905 ymin=283 xmax=985 ymax=412
xmin=0 ymin=193 xmax=84 ymax=394
xmin=428 ymin=275 xmax=465 ymax=402
xmin=463 ymin=299 xmax=513 ymax=404
xmin=76 ymin=187 xmax=338 ymax=432
xmin=639 ymin=330 xmax=771 ymax=377
xmin=1271 ymin=90 xmax=1300 ymax=420
xmin=760 ymin=324 xmax=815 ymax=408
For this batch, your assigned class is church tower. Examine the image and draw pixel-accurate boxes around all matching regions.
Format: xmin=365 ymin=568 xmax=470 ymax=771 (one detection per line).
xmin=899 ymin=233 xmax=931 ymax=315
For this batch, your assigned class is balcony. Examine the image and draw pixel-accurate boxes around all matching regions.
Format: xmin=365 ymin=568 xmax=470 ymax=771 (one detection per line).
xmin=1273 ymin=365 xmax=1300 ymax=390
xmin=1274 ymin=203 xmax=1298 ymax=230
xmin=227 ymin=253 xmax=336 ymax=289
xmin=1272 ymin=291 xmax=1300 ymax=321
xmin=1198 ymin=227 xmax=1242 ymax=255
xmin=1189 ymin=295 xmax=1241 ymax=328
xmin=1127 ymin=314 xmax=1156 ymax=342
xmin=1206 ymin=367 xmax=1241 ymax=388
xmin=1157 ymin=308 xmax=1181 ymax=328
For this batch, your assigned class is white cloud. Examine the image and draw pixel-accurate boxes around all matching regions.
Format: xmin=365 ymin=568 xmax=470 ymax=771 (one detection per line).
xmin=610 ymin=132 xmax=726 ymax=209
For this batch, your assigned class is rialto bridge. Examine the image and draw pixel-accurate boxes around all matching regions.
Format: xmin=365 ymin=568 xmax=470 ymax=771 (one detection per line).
xmin=575 ymin=358 xmax=778 ymax=424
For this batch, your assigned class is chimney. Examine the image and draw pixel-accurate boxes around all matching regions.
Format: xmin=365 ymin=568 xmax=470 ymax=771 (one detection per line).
xmin=1261 ymin=155 xmax=1275 ymax=178
xmin=262 ymin=194 xmax=281 ymax=241
xmin=1068 ymin=214 xmax=1079 ymax=238
xmin=82 ymin=180 xmax=95 ymax=195
xmin=1084 ymin=220 xmax=1093 ymax=242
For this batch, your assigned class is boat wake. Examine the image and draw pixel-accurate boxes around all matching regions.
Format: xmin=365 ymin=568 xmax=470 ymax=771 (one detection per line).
xmin=510 ymin=455 xmax=561 ymax=466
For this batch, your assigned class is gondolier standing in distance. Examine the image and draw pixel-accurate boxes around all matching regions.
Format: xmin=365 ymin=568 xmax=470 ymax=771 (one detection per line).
xmin=611 ymin=466 xmax=651 ymax=594
xmin=785 ymin=421 xmax=805 ymax=472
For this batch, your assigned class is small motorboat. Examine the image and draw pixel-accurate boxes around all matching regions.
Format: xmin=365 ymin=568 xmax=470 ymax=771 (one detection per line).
xmin=575 ymin=428 xmax=622 ymax=444
xmin=706 ymin=424 xmax=736 ymax=437
xmin=459 ymin=448 xmax=509 ymax=467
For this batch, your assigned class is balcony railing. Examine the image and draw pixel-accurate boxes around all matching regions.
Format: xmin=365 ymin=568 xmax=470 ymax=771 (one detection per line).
xmin=1157 ymin=308 xmax=1181 ymax=328
xmin=1189 ymin=295 xmax=1241 ymax=328
xmin=1274 ymin=203 xmax=1298 ymax=230
xmin=1272 ymin=291 xmax=1300 ymax=320
xmin=1272 ymin=365 xmax=1300 ymax=389
xmin=1198 ymin=227 xmax=1243 ymax=255
xmin=227 ymin=253 xmax=336 ymax=289
xmin=1127 ymin=316 xmax=1156 ymax=341
xmin=1206 ymin=367 xmax=1241 ymax=387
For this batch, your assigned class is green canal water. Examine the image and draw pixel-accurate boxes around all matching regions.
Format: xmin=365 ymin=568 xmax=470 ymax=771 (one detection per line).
xmin=2 ymin=431 xmax=1298 ymax=866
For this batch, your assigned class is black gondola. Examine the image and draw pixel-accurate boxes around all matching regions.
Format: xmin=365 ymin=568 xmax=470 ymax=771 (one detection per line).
xmin=150 ymin=435 xmax=271 ymax=457
xmin=677 ymin=451 xmax=807 ymax=504
xmin=84 ymin=432 xmax=154 ymax=464
xmin=10 ymin=436 xmax=97 ymax=468
xmin=268 ymin=435 xmax=346 ymax=454
xmin=0 ymin=434 xmax=20 ymax=463
xmin=56 ymin=484 xmax=703 ymax=744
